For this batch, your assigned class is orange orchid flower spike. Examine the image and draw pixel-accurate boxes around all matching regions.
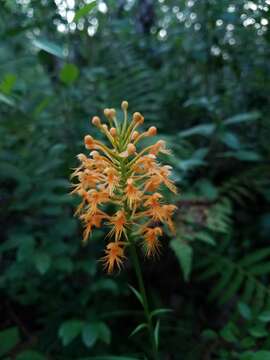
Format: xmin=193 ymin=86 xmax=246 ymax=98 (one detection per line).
xmin=71 ymin=101 xmax=178 ymax=273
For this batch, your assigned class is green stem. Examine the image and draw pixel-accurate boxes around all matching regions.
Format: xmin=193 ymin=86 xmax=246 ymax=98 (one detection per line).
xmin=129 ymin=240 xmax=159 ymax=360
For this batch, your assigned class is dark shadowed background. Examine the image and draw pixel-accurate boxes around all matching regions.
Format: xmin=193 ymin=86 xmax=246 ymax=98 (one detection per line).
xmin=1 ymin=0 xmax=270 ymax=359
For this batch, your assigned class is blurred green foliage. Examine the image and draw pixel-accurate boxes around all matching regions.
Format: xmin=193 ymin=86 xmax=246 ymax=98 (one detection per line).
xmin=0 ymin=0 xmax=270 ymax=359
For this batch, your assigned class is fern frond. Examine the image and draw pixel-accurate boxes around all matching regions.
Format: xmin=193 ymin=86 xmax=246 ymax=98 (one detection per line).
xmin=196 ymin=247 xmax=270 ymax=313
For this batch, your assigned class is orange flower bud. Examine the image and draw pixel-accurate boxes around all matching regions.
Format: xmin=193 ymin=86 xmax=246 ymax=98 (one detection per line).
xmin=104 ymin=108 xmax=110 ymax=117
xmin=121 ymin=100 xmax=128 ymax=110
xmin=127 ymin=143 xmax=136 ymax=155
xmin=110 ymin=127 xmax=117 ymax=137
xmin=77 ymin=153 xmax=87 ymax=162
xmin=131 ymin=131 xmax=139 ymax=141
xmin=110 ymin=108 xmax=116 ymax=118
xmin=92 ymin=116 xmax=101 ymax=127
xmin=84 ymin=135 xmax=95 ymax=149
xmin=133 ymin=112 xmax=144 ymax=124
xmin=147 ymin=126 xmax=157 ymax=136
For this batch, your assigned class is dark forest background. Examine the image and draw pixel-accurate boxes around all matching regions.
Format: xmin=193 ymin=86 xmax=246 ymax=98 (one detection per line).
xmin=1 ymin=0 xmax=270 ymax=359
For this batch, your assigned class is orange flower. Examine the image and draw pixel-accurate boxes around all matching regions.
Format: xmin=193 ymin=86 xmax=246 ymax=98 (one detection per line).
xmin=102 ymin=242 xmax=126 ymax=273
xmin=80 ymin=211 xmax=107 ymax=242
xmin=125 ymin=178 xmax=143 ymax=209
xmin=71 ymin=100 xmax=178 ymax=273
xmin=87 ymin=189 xmax=110 ymax=215
xmin=142 ymin=227 xmax=162 ymax=257
xmin=107 ymin=210 xmax=128 ymax=241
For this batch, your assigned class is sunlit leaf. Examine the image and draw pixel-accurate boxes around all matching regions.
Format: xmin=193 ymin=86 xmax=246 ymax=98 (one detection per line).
xmin=74 ymin=1 xmax=97 ymax=22
xmin=32 ymin=38 xmax=65 ymax=58
xmin=60 ymin=63 xmax=79 ymax=85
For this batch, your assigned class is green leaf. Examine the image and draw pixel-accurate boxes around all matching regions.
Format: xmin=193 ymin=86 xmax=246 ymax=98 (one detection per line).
xmin=250 ymin=351 xmax=270 ymax=360
xmin=224 ymin=112 xmax=260 ymax=125
xmin=239 ymin=248 xmax=270 ymax=267
xmin=16 ymin=351 xmax=46 ymax=360
xmin=178 ymin=124 xmax=215 ymax=138
xmin=238 ymin=302 xmax=252 ymax=320
xmin=0 ymin=73 xmax=16 ymax=94
xmin=128 ymin=285 xmax=144 ymax=306
xmin=97 ymin=322 xmax=111 ymax=344
xmin=60 ymin=63 xmax=79 ymax=85
xmin=170 ymin=239 xmax=193 ymax=281
xmin=0 ymin=92 xmax=15 ymax=107
xmin=220 ymin=272 xmax=244 ymax=304
xmin=0 ymin=327 xmax=20 ymax=357
xmin=34 ymin=251 xmax=51 ymax=274
xmin=195 ymin=232 xmax=216 ymax=246
xmin=200 ymin=329 xmax=218 ymax=341
xmin=150 ymin=308 xmax=173 ymax=319
xmin=248 ymin=325 xmax=268 ymax=338
xmin=58 ymin=320 xmax=84 ymax=346
xmin=129 ymin=323 xmax=148 ymax=337
xmin=16 ymin=235 xmax=35 ymax=262
xmin=220 ymin=322 xmax=239 ymax=343
xmin=222 ymin=150 xmax=261 ymax=161
xmin=74 ymin=1 xmax=97 ymax=22
xmin=32 ymin=38 xmax=65 ymax=58
xmin=82 ymin=323 xmax=98 ymax=348
xmin=221 ymin=131 xmax=241 ymax=150
xmin=258 ymin=311 xmax=270 ymax=323
xmin=154 ymin=320 xmax=160 ymax=349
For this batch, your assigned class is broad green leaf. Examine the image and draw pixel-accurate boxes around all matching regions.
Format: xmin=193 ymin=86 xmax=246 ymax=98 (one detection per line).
xmin=129 ymin=323 xmax=147 ymax=337
xmin=238 ymin=302 xmax=252 ymax=320
xmin=221 ymin=131 xmax=241 ymax=150
xmin=220 ymin=322 xmax=239 ymax=343
xmin=58 ymin=320 xmax=84 ymax=346
xmin=16 ymin=350 xmax=46 ymax=360
xmin=221 ymin=150 xmax=261 ymax=161
xmin=0 ymin=92 xmax=15 ymax=107
xmin=200 ymin=329 xmax=218 ymax=341
xmin=82 ymin=323 xmax=98 ymax=348
xmin=128 ymin=285 xmax=144 ymax=306
xmin=170 ymin=239 xmax=193 ymax=281
xmin=0 ymin=327 xmax=20 ymax=357
xmin=250 ymin=351 xmax=270 ymax=360
xmin=32 ymin=38 xmax=65 ymax=58
xmin=60 ymin=63 xmax=79 ymax=85
xmin=258 ymin=311 xmax=270 ymax=322
xmin=34 ymin=251 xmax=51 ymax=274
xmin=240 ymin=337 xmax=256 ymax=349
xmin=248 ymin=325 xmax=268 ymax=338
xmin=196 ymin=179 xmax=218 ymax=200
xmin=17 ymin=235 xmax=35 ymax=262
xmin=97 ymin=322 xmax=111 ymax=344
xmin=224 ymin=112 xmax=260 ymax=126
xmin=178 ymin=124 xmax=215 ymax=138
xmin=74 ymin=1 xmax=97 ymax=22
xmin=0 ymin=73 xmax=16 ymax=94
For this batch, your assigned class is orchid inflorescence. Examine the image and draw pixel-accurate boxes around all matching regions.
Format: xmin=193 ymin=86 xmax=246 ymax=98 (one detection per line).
xmin=71 ymin=101 xmax=177 ymax=273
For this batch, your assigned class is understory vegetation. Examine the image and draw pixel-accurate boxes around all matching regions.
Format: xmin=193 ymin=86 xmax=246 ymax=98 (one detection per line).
xmin=1 ymin=1 xmax=270 ymax=359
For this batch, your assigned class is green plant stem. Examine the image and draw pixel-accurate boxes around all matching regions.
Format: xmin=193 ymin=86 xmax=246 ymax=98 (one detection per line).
xmin=129 ymin=240 xmax=159 ymax=360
